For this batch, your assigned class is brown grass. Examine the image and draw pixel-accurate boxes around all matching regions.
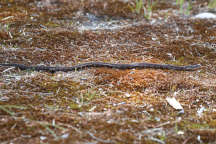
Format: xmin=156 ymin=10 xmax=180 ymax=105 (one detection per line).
xmin=0 ymin=0 xmax=216 ymax=143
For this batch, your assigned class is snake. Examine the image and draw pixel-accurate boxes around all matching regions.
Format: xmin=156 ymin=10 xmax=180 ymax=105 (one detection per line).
xmin=0 ymin=62 xmax=201 ymax=73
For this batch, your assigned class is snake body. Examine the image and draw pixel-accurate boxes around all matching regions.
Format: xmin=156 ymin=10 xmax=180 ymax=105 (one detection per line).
xmin=0 ymin=62 xmax=201 ymax=73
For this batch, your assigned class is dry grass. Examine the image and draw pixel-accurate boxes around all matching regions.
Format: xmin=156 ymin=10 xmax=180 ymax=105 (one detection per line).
xmin=0 ymin=0 xmax=216 ymax=143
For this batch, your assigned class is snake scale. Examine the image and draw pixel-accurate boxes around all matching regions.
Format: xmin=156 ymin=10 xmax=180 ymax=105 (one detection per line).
xmin=0 ymin=62 xmax=201 ymax=73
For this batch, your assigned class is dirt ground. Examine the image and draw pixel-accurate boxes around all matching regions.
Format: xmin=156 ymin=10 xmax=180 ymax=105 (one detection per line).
xmin=0 ymin=0 xmax=216 ymax=143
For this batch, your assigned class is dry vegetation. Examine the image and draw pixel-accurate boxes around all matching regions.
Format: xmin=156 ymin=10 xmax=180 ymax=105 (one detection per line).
xmin=0 ymin=0 xmax=216 ymax=143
